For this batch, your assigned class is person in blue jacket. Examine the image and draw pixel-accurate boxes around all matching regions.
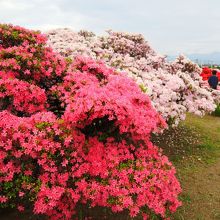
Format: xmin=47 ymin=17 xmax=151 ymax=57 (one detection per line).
xmin=208 ymin=69 xmax=219 ymax=89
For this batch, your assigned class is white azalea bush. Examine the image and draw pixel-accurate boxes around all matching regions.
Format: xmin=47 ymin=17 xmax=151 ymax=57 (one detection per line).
xmin=46 ymin=29 xmax=216 ymax=125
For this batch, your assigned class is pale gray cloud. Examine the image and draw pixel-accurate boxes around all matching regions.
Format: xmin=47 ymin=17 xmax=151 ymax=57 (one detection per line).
xmin=0 ymin=0 xmax=220 ymax=55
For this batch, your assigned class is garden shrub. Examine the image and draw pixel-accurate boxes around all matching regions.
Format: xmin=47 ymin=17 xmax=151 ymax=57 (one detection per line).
xmin=0 ymin=24 xmax=181 ymax=220
xmin=47 ymin=29 xmax=217 ymax=126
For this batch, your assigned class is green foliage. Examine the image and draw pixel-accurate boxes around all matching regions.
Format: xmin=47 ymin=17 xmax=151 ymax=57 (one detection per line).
xmin=35 ymin=121 xmax=53 ymax=130
xmin=0 ymin=173 xmax=41 ymax=209
xmin=213 ymin=104 xmax=220 ymax=117
xmin=139 ymin=84 xmax=147 ymax=93
xmin=107 ymin=196 xmax=120 ymax=205
xmin=117 ymin=159 xmax=133 ymax=170
xmin=65 ymin=57 xmax=73 ymax=64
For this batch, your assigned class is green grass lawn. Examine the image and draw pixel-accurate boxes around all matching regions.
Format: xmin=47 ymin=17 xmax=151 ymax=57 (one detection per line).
xmin=167 ymin=114 xmax=220 ymax=220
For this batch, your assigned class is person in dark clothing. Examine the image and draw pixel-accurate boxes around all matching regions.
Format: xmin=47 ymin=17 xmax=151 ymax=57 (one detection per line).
xmin=208 ymin=69 xmax=219 ymax=89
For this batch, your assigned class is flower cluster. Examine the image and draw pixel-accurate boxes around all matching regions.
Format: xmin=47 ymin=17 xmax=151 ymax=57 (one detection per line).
xmin=47 ymin=29 xmax=217 ymax=125
xmin=0 ymin=24 xmax=181 ymax=219
xmin=0 ymin=24 xmax=46 ymax=48
xmin=199 ymin=66 xmax=220 ymax=103
xmin=0 ymin=110 xmax=181 ymax=219
xmin=200 ymin=67 xmax=212 ymax=81
xmin=0 ymin=24 xmax=67 ymax=88
xmin=0 ymin=78 xmax=47 ymax=115
xmin=200 ymin=66 xmax=220 ymax=81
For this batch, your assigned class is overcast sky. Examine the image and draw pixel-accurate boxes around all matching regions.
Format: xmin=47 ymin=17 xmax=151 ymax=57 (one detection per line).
xmin=0 ymin=0 xmax=220 ymax=55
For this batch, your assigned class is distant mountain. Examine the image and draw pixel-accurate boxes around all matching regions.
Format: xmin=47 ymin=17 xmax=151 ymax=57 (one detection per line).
xmin=187 ymin=52 xmax=220 ymax=65
xmin=167 ymin=52 xmax=220 ymax=65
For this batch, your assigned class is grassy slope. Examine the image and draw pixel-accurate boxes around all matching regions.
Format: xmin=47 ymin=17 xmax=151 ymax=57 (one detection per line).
xmin=171 ymin=114 xmax=220 ymax=220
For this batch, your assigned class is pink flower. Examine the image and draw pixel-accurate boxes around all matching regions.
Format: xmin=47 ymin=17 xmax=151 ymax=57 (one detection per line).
xmin=17 ymin=205 xmax=25 ymax=212
xmin=0 ymin=196 xmax=8 ymax=203
xmin=0 ymin=24 xmax=182 ymax=220
xmin=19 ymin=192 xmax=25 ymax=197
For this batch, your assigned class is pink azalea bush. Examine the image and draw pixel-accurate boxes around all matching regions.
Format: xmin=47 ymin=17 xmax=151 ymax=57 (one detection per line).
xmin=0 ymin=24 xmax=182 ymax=219
xmin=47 ymin=29 xmax=217 ymax=125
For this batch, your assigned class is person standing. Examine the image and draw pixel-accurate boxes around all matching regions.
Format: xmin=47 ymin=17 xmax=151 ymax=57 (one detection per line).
xmin=208 ymin=69 xmax=219 ymax=89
